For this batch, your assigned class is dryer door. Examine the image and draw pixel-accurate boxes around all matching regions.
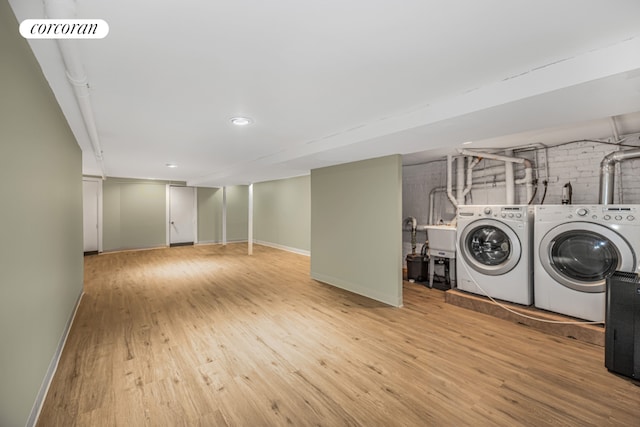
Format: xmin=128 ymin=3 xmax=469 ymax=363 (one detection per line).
xmin=459 ymin=219 xmax=521 ymax=276
xmin=538 ymin=222 xmax=635 ymax=293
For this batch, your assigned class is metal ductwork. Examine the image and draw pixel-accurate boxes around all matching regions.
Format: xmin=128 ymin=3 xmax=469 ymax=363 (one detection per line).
xmin=599 ymin=148 xmax=640 ymax=204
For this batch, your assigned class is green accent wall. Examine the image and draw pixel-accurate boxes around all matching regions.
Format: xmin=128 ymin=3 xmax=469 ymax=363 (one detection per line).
xmin=226 ymin=185 xmax=249 ymax=242
xmin=197 ymin=187 xmax=223 ymax=243
xmin=310 ymin=155 xmax=403 ymax=307
xmin=0 ymin=3 xmax=84 ymax=426
xmin=254 ymin=175 xmax=310 ymax=253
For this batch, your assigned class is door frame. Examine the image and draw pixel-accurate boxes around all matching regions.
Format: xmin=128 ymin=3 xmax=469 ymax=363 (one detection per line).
xmin=82 ymin=176 xmax=103 ymax=253
xmin=166 ymin=185 xmax=198 ymax=246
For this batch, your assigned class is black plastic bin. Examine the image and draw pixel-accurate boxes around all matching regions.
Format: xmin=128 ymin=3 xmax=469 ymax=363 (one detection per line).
xmin=406 ymin=254 xmax=428 ymax=282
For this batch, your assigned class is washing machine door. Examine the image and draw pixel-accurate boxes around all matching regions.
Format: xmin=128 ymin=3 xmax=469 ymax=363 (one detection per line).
xmin=459 ymin=219 xmax=521 ymax=276
xmin=538 ymin=222 xmax=635 ymax=293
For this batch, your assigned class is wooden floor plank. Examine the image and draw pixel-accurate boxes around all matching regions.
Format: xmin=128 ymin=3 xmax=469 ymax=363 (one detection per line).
xmin=36 ymin=244 xmax=640 ymax=426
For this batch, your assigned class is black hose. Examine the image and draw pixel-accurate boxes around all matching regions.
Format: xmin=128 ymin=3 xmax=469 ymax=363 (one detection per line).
xmin=421 ymin=243 xmax=428 ymax=257
xmin=539 ymin=180 xmax=548 ymax=204
xmin=527 ymin=184 xmax=538 ymax=205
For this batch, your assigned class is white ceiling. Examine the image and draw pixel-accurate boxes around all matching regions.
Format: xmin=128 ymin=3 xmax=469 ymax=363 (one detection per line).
xmin=9 ymin=0 xmax=640 ymax=187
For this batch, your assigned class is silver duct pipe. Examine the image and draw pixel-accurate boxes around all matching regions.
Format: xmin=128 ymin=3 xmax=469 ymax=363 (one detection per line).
xmin=599 ymin=148 xmax=640 ymax=204
xmin=45 ymin=0 xmax=106 ymax=179
xmin=609 ymin=116 xmax=624 ymax=203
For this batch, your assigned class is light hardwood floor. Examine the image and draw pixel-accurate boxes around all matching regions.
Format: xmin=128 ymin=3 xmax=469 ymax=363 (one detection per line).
xmin=37 ymin=244 xmax=640 ymax=426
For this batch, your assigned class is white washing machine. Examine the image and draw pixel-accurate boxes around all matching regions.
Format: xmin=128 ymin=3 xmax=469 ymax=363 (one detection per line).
xmin=534 ymin=205 xmax=640 ymax=322
xmin=456 ymin=205 xmax=534 ymax=305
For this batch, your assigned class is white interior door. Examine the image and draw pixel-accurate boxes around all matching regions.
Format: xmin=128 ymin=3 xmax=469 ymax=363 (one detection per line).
xmin=169 ymin=186 xmax=196 ymax=245
xmin=82 ymin=180 xmax=99 ymax=252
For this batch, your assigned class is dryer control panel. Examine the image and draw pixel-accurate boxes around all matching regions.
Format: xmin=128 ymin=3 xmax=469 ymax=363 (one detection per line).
xmin=537 ymin=205 xmax=639 ymax=225
xmin=597 ymin=206 xmax=638 ymax=223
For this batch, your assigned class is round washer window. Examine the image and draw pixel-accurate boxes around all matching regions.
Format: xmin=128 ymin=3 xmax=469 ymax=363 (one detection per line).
xmin=550 ymin=230 xmax=619 ymax=282
xmin=459 ymin=219 xmax=521 ymax=276
xmin=538 ymin=221 xmax=635 ymax=293
xmin=467 ymin=226 xmax=511 ymax=266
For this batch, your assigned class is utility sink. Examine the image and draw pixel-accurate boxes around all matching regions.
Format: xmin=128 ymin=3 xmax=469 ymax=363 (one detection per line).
xmin=423 ymin=225 xmax=457 ymax=288
xmin=424 ymin=225 xmax=457 ymax=254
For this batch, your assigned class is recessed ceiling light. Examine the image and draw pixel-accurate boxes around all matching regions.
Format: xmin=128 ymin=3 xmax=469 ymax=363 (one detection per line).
xmin=462 ymin=141 xmax=473 ymax=145
xmin=165 ymin=163 xmax=178 ymax=168
xmin=230 ymin=117 xmax=253 ymax=126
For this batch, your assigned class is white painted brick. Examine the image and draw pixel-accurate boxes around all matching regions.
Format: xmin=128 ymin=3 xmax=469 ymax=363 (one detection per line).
xmin=402 ymin=138 xmax=640 ymax=258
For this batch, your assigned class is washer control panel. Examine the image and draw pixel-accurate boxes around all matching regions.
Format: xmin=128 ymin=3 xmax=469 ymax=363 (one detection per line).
xmin=458 ymin=205 xmax=529 ymax=221
xmin=536 ymin=205 xmax=639 ymax=224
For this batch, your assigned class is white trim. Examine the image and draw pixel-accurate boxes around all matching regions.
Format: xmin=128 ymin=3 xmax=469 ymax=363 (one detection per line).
xmin=100 ymin=244 xmax=169 ymax=254
xmin=254 ymin=240 xmax=310 ymax=257
xmin=193 ymin=187 xmax=198 ymax=244
xmin=248 ymin=183 xmax=253 ymax=255
xmin=97 ymin=180 xmax=103 ymax=252
xmin=28 ymin=290 xmax=84 ymax=427
xmin=222 ymin=186 xmax=227 ymax=245
xmin=165 ymin=184 xmax=171 ymax=246
xmin=310 ymin=272 xmax=402 ymax=308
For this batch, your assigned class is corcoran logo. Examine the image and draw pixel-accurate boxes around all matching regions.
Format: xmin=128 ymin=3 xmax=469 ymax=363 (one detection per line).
xmin=19 ymin=19 xmax=109 ymax=39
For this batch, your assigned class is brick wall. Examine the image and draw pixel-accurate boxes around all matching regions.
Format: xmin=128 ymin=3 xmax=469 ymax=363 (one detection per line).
xmin=402 ymin=133 xmax=640 ymax=264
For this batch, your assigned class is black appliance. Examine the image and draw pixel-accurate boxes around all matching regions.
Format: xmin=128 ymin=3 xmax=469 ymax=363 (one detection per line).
xmin=406 ymin=254 xmax=428 ymax=282
xmin=605 ymin=271 xmax=640 ymax=379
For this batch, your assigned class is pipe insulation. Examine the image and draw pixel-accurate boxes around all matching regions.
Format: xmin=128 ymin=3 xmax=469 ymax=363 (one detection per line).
xmin=504 ymin=149 xmax=515 ymax=204
xmin=609 ymin=116 xmax=622 ymax=142
xmin=456 ymin=156 xmax=465 ymax=204
xmin=428 ymin=187 xmax=438 ymax=225
xmin=458 ymin=148 xmax=533 ymax=204
xmin=44 ymin=0 xmax=106 ymax=179
xmin=458 ymin=148 xmax=526 ymax=165
xmin=446 ymin=155 xmax=458 ymax=208
xmin=599 ymin=147 xmax=640 ymax=204
xmin=609 ymin=116 xmax=624 ymax=203
xmin=462 ymin=157 xmax=481 ymax=199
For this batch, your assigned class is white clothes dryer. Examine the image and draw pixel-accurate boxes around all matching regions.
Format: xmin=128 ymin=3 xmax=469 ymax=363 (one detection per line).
xmin=534 ymin=205 xmax=640 ymax=322
xmin=456 ymin=205 xmax=534 ymax=305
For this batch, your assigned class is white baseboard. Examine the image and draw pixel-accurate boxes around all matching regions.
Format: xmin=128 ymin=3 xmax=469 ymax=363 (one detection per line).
xmin=27 ymin=290 xmax=84 ymax=427
xmin=310 ymin=271 xmax=402 ymax=307
xmin=254 ymin=240 xmax=310 ymax=256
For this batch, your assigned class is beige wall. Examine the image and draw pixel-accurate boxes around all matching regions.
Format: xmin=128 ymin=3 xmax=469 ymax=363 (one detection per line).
xmin=102 ymin=178 xmax=182 ymax=251
xmin=226 ymin=185 xmax=249 ymax=242
xmin=310 ymin=155 xmax=403 ymax=307
xmin=101 ymin=182 xmax=246 ymax=251
xmin=254 ymin=175 xmax=310 ymax=253
xmin=197 ymin=187 xmax=223 ymax=243
xmin=0 ymin=3 xmax=84 ymax=425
